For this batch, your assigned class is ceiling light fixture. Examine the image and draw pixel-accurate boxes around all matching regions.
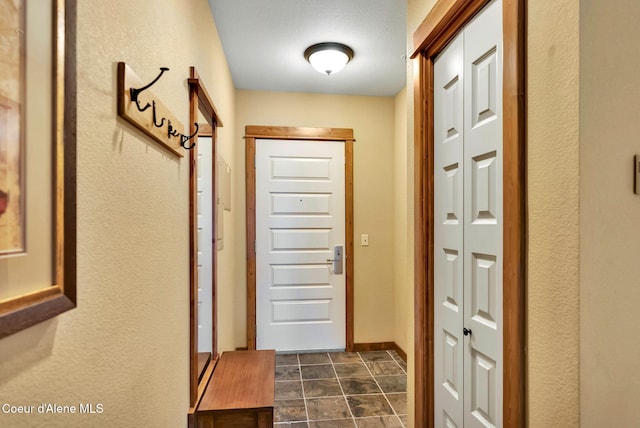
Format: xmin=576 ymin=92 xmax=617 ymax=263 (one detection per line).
xmin=304 ymin=42 xmax=354 ymax=75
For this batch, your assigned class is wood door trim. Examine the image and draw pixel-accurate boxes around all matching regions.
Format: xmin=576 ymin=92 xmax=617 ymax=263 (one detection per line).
xmin=411 ymin=0 xmax=490 ymax=59
xmin=245 ymin=126 xmax=355 ymax=351
xmin=353 ymin=342 xmax=407 ymax=362
xmin=412 ymin=1 xmax=526 ymax=427
xmin=245 ymin=125 xmax=353 ymax=141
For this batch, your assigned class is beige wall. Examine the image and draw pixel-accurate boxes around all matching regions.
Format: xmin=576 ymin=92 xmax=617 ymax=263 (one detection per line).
xmin=0 ymin=0 xmax=594 ymax=426
xmin=528 ymin=1 xmax=580 ymax=425
xmin=580 ymin=0 xmax=640 ymax=426
xmin=0 ymin=0 xmax=236 ymax=426
xmin=406 ymin=0 xmax=581 ymax=427
xmin=234 ymin=90 xmax=397 ymax=347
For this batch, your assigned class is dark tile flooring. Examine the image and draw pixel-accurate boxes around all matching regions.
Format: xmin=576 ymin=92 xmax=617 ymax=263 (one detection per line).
xmin=274 ymin=350 xmax=408 ymax=427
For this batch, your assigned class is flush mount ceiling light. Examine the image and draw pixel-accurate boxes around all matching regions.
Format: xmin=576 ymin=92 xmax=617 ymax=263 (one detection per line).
xmin=304 ymin=42 xmax=354 ymax=75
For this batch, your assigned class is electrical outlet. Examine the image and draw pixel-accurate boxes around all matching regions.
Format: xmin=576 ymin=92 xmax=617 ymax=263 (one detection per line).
xmin=361 ymin=234 xmax=369 ymax=246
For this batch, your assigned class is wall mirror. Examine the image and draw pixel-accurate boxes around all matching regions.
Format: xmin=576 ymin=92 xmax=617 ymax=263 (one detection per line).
xmin=0 ymin=0 xmax=76 ymax=338
xmin=187 ymin=67 xmax=223 ymax=409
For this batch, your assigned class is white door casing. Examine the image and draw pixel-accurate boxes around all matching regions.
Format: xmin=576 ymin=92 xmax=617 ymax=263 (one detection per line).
xmin=433 ymin=0 xmax=503 ymax=426
xmin=255 ymin=139 xmax=346 ymax=351
xmin=197 ymin=137 xmax=213 ymax=353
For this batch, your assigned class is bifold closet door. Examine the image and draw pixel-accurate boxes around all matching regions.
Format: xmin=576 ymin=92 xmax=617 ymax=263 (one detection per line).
xmin=434 ymin=30 xmax=465 ymax=428
xmin=463 ymin=0 xmax=503 ymax=426
xmin=433 ymin=0 xmax=503 ymax=426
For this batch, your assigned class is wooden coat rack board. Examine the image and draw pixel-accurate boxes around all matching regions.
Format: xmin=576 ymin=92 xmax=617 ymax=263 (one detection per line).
xmin=118 ymin=62 xmax=197 ymax=157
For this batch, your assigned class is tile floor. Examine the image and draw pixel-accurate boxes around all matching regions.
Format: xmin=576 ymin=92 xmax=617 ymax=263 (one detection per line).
xmin=274 ymin=350 xmax=408 ymax=427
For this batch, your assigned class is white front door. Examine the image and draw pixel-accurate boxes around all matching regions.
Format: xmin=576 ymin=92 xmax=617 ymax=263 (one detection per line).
xmin=434 ymin=0 xmax=503 ymax=426
xmin=255 ymin=139 xmax=346 ymax=351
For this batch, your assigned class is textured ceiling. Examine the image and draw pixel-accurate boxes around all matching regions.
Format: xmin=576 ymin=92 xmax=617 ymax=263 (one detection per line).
xmin=207 ymin=0 xmax=407 ymax=97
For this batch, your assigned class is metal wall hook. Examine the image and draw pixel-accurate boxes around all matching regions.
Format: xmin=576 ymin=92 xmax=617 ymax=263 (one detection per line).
xmin=152 ymin=101 xmax=166 ymax=128
xmin=181 ymin=123 xmax=199 ymax=149
xmin=130 ymin=67 xmax=170 ymax=112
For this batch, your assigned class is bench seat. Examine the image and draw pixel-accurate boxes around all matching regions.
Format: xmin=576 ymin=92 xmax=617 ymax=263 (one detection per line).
xmin=194 ymin=350 xmax=275 ymax=428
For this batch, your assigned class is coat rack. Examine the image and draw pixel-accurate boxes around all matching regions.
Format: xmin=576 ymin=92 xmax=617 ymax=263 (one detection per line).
xmin=117 ymin=62 xmax=198 ymax=156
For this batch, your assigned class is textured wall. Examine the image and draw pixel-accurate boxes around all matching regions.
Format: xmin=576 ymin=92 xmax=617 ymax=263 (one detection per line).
xmin=580 ymin=0 xmax=640 ymax=426
xmin=0 ymin=0 xmax=236 ymax=426
xmin=234 ymin=89 xmax=396 ymax=346
xmin=527 ymin=1 xmax=581 ymax=426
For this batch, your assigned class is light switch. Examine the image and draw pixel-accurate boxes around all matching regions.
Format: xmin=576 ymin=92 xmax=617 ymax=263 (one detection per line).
xmin=361 ymin=234 xmax=369 ymax=246
xmin=635 ymin=155 xmax=640 ymax=195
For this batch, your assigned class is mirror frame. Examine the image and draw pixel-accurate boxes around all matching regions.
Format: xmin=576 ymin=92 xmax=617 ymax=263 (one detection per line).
xmin=0 ymin=0 xmax=77 ymax=338
xmin=187 ymin=67 xmax=223 ymax=409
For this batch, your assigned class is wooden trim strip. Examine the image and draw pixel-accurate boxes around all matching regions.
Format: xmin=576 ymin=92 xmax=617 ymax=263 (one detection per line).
xmin=413 ymin=53 xmax=434 ymax=428
xmin=352 ymin=342 xmax=407 ymax=363
xmin=245 ymin=127 xmax=354 ymax=352
xmin=391 ymin=343 xmax=408 ymax=363
xmin=413 ymin=54 xmax=426 ymax=427
xmin=424 ymin=0 xmax=490 ymax=59
xmin=245 ymin=126 xmax=354 ymax=141
xmin=188 ymin=76 xmax=199 ymax=407
xmin=245 ymin=137 xmax=257 ymax=350
xmin=198 ymin=123 xmax=213 ymax=137
xmin=187 ymin=355 xmax=218 ymax=427
xmin=187 ymin=71 xmax=224 ymax=127
xmin=411 ymin=0 xmax=489 ymax=58
xmin=502 ymin=0 xmax=527 ymax=426
xmin=345 ymin=139 xmax=355 ymax=352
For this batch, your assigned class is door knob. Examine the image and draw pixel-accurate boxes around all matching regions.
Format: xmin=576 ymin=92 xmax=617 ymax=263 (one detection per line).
xmin=463 ymin=328 xmax=472 ymax=336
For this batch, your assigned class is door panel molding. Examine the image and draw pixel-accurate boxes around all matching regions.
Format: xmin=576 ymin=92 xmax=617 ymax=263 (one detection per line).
xmin=412 ymin=0 xmax=526 ymax=426
xmin=245 ymin=126 xmax=355 ymax=351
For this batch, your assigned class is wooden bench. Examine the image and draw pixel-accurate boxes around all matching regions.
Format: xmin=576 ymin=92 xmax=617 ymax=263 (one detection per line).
xmin=193 ymin=350 xmax=275 ymax=428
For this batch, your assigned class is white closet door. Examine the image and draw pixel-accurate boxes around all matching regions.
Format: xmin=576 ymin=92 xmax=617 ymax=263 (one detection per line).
xmin=463 ymin=0 xmax=503 ymax=427
xmin=434 ymin=0 xmax=504 ymax=426
xmin=434 ymin=31 xmax=465 ymax=428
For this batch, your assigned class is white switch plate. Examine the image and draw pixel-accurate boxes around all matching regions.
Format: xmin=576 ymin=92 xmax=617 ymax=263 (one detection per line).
xmin=635 ymin=155 xmax=640 ymax=195
xmin=361 ymin=234 xmax=369 ymax=246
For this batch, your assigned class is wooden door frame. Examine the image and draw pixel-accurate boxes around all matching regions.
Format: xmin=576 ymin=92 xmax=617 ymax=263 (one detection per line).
xmin=411 ymin=0 xmax=526 ymax=426
xmin=245 ymin=126 xmax=355 ymax=351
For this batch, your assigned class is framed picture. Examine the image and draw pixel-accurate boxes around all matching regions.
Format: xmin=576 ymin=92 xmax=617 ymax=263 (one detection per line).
xmin=0 ymin=0 xmax=76 ymax=338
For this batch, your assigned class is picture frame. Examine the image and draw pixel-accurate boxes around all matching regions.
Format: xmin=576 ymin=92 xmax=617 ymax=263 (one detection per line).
xmin=0 ymin=0 xmax=76 ymax=338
